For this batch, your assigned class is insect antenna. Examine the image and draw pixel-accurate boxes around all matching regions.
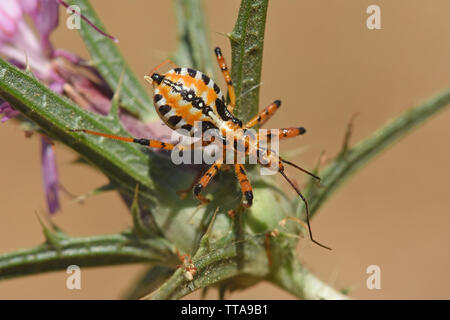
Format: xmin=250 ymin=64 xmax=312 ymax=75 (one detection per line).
xmin=280 ymin=158 xmax=320 ymax=181
xmin=278 ymin=169 xmax=331 ymax=250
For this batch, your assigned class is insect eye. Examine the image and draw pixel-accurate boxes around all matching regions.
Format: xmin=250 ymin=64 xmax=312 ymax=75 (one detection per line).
xmin=151 ymin=73 xmax=164 ymax=84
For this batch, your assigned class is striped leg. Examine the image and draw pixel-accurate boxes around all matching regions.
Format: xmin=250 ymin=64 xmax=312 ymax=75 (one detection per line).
xmin=244 ymin=100 xmax=281 ymax=129
xmin=259 ymin=127 xmax=306 ymax=141
xmin=71 ymin=129 xmax=214 ymax=152
xmin=71 ymin=129 xmax=178 ymax=150
xmin=214 ymin=47 xmax=236 ymax=112
xmin=234 ymin=164 xmax=253 ymax=208
xmin=193 ymin=160 xmax=223 ymax=204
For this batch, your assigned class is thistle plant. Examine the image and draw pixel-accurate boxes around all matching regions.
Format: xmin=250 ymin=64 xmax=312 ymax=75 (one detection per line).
xmin=0 ymin=0 xmax=449 ymax=300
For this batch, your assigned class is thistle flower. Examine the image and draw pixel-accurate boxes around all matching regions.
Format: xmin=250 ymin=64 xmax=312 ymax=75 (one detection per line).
xmin=0 ymin=0 xmax=58 ymax=81
xmin=0 ymin=0 xmax=174 ymax=214
xmin=0 ymin=0 xmax=116 ymax=214
xmin=0 ymin=0 xmax=63 ymax=215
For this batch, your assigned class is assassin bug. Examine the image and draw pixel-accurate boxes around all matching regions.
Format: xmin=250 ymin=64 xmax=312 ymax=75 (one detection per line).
xmin=72 ymin=47 xmax=330 ymax=250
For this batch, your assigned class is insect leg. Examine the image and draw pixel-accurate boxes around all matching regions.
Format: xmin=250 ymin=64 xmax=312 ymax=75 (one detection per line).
xmin=244 ymin=100 xmax=281 ymax=128
xmin=260 ymin=126 xmax=307 ymax=141
xmin=71 ymin=129 xmax=177 ymax=151
xmin=193 ymin=160 xmax=223 ymax=204
xmin=214 ymin=47 xmax=236 ymax=112
xmin=234 ymin=164 xmax=253 ymax=208
xmin=278 ymin=162 xmax=331 ymax=250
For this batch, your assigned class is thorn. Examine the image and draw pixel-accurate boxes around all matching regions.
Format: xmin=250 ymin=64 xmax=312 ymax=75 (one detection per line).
xmin=215 ymin=31 xmax=229 ymax=39
xmin=341 ymin=112 xmax=360 ymax=154
xmin=279 ymin=216 xmax=309 ymax=234
xmin=24 ymin=50 xmax=30 ymax=73
xmin=109 ymin=66 xmax=125 ymax=119
xmin=131 ymin=184 xmax=151 ymax=237
xmin=205 ymin=207 xmax=220 ymax=237
xmin=34 ymin=211 xmax=63 ymax=252
xmin=71 ymin=183 xmax=114 ymax=204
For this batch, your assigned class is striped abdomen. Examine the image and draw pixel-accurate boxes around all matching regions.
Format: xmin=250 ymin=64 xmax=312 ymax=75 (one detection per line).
xmin=151 ymin=67 xmax=239 ymax=136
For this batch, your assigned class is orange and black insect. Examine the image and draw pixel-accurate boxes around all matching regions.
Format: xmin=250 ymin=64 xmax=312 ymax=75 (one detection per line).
xmin=72 ymin=47 xmax=330 ymax=250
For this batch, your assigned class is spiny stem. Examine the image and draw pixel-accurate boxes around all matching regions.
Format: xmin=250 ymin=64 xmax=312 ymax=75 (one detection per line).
xmin=230 ymin=0 xmax=269 ymax=122
xmin=305 ymin=87 xmax=450 ymax=216
xmin=0 ymin=231 xmax=175 ymax=280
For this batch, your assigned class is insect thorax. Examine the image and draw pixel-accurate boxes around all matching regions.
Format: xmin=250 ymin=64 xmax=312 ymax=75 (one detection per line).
xmin=152 ymin=67 xmax=241 ymax=136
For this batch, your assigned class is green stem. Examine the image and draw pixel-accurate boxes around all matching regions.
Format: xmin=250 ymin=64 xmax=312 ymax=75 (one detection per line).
xmin=147 ymin=234 xmax=270 ymax=300
xmin=270 ymin=258 xmax=347 ymax=300
xmin=148 ymin=232 xmax=345 ymax=300
xmin=0 ymin=231 xmax=174 ymax=280
xmin=230 ymin=0 xmax=269 ymax=122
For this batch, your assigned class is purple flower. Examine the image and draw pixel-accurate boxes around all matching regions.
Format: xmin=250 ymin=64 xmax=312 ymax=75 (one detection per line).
xmin=41 ymin=136 xmax=60 ymax=214
xmin=0 ymin=0 xmax=57 ymax=81
xmin=0 ymin=0 xmax=117 ymax=215
xmin=0 ymin=0 xmax=62 ymax=214
xmin=0 ymin=0 xmax=173 ymax=215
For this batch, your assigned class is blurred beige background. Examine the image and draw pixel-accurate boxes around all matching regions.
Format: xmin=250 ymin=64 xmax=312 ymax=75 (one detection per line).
xmin=0 ymin=0 xmax=449 ymax=299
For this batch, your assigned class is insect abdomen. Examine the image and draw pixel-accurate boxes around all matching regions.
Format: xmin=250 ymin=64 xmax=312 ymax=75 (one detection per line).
xmin=152 ymin=68 xmax=226 ymax=135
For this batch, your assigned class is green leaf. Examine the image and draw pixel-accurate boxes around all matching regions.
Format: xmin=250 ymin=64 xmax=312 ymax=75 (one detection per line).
xmin=66 ymin=0 xmax=156 ymax=121
xmin=230 ymin=0 xmax=269 ymax=122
